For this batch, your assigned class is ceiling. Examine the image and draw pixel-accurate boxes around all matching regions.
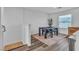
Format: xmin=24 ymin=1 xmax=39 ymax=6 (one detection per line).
xmin=25 ymin=7 xmax=75 ymax=14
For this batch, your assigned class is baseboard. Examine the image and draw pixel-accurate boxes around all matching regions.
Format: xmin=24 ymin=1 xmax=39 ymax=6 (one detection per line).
xmin=4 ymin=41 xmax=23 ymax=51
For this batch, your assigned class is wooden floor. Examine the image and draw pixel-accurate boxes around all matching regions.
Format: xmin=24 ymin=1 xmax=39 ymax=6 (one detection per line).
xmin=33 ymin=39 xmax=69 ymax=51
xmin=32 ymin=34 xmax=69 ymax=51
xmin=11 ymin=34 xmax=69 ymax=51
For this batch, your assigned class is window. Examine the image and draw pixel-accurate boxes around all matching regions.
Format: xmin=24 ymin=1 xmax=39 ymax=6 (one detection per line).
xmin=59 ymin=14 xmax=72 ymax=28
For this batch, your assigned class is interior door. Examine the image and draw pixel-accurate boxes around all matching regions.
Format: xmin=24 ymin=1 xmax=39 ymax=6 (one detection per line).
xmin=1 ymin=7 xmax=23 ymax=50
xmin=0 ymin=7 xmax=3 ymax=50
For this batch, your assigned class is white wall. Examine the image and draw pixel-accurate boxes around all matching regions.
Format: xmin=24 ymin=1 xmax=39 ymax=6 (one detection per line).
xmin=50 ymin=8 xmax=79 ymax=34
xmin=21 ymin=8 xmax=48 ymax=46
xmin=23 ymin=8 xmax=48 ymax=34
xmin=2 ymin=7 xmax=24 ymax=45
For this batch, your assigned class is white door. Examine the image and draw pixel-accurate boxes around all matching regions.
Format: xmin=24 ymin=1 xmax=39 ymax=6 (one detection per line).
xmin=0 ymin=7 xmax=4 ymax=50
xmin=0 ymin=7 xmax=2 ymax=50
xmin=1 ymin=7 xmax=24 ymax=49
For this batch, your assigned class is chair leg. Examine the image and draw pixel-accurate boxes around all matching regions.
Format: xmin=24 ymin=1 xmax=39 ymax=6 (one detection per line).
xmin=39 ymin=28 xmax=41 ymax=36
xmin=50 ymin=32 xmax=53 ymax=38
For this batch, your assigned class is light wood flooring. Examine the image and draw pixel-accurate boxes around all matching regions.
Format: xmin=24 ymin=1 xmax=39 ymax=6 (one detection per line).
xmin=10 ymin=34 xmax=69 ymax=51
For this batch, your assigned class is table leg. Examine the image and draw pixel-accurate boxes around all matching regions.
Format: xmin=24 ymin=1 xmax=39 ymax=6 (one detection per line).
xmin=56 ymin=29 xmax=58 ymax=36
xmin=45 ymin=30 xmax=47 ymax=38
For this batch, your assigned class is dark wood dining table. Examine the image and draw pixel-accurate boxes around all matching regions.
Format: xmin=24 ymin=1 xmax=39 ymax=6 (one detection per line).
xmin=39 ymin=27 xmax=58 ymax=38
